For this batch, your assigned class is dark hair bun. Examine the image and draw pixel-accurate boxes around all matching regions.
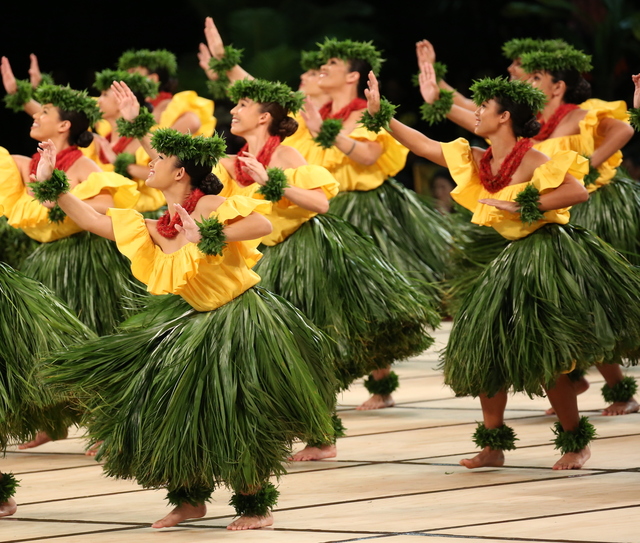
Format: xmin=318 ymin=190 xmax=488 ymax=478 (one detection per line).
xmin=198 ymin=172 xmax=223 ymax=195
xmin=520 ymin=118 xmax=541 ymax=139
xmin=76 ymin=130 xmax=95 ymax=148
xmin=277 ymin=117 xmax=299 ymax=139
xmin=564 ymin=76 xmax=591 ymax=104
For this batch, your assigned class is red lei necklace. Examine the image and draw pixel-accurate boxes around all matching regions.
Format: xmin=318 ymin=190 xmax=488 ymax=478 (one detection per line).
xmin=97 ymin=134 xmax=135 ymax=164
xmin=156 ymin=188 xmax=205 ymax=239
xmin=319 ymin=97 xmax=368 ymax=121
xmin=29 ymin=145 xmax=83 ymax=176
xmin=234 ymin=135 xmax=282 ymax=187
xmin=479 ymin=138 xmax=533 ymax=193
xmin=533 ymin=103 xmax=579 ymax=141
xmin=149 ymin=91 xmax=173 ymax=108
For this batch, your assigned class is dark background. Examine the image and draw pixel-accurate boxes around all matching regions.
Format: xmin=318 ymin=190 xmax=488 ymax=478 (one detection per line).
xmin=2 ymin=0 xmax=640 ymax=190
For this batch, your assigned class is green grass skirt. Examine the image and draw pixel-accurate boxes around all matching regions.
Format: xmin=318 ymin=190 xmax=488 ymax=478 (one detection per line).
xmin=38 ymin=287 xmax=337 ymax=493
xmin=442 ymin=224 xmax=640 ymax=398
xmin=254 ymin=214 xmax=440 ymax=390
xmin=329 ymin=178 xmax=452 ymax=304
xmin=570 ymin=171 xmax=640 ymax=265
xmin=0 ymin=263 xmax=94 ymax=448
xmin=20 ymin=232 xmax=147 ymax=336
xmin=0 ymin=217 xmax=39 ymax=269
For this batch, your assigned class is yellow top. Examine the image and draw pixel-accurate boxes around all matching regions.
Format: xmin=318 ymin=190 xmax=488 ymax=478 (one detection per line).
xmin=106 ymin=195 xmax=271 ymax=311
xmin=534 ymin=102 xmax=626 ymax=193
xmin=215 ymin=163 xmax=339 ymax=245
xmin=282 ymin=112 xmax=409 ymax=192
xmin=0 ymin=147 xmax=140 ymax=243
xmin=442 ymin=138 xmax=588 ymax=240
xmin=160 ymin=90 xmax=216 ymax=138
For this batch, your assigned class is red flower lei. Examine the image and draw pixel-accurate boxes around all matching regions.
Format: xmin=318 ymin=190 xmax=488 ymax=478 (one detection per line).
xmin=30 ymin=145 xmax=83 ymax=176
xmin=319 ymin=97 xmax=368 ymax=121
xmin=479 ymin=138 xmax=534 ymax=193
xmin=148 ymin=91 xmax=173 ymax=108
xmin=156 ymin=188 xmax=205 ymax=239
xmin=533 ymin=103 xmax=579 ymax=141
xmin=234 ymin=135 xmax=282 ymax=187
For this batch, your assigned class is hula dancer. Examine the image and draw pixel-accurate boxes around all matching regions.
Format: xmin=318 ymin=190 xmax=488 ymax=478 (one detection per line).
xmin=33 ymin=85 xmax=337 ymax=530
xmin=366 ymin=71 xmax=640 ymax=469
xmin=281 ymin=37 xmax=451 ymax=410
xmin=214 ymin=78 xmax=439 ymax=461
xmin=85 ymin=69 xmax=166 ymax=215
xmin=0 ymin=201 xmax=95 ymax=517
xmin=519 ymin=46 xmax=639 ymax=416
xmin=117 ymin=48 xmax=216 ymax=180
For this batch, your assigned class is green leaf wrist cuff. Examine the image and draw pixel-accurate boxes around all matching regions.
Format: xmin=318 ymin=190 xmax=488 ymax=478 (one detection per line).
xmin=515 ymin=184 xmax=544 ymax=225
xmin=28 ymin=169 xmax=70 ymax=203
xmin=360 ymin=98 xmax=397 ymax=132
xmin=196 ymin=215 xmax=228 ymax=256
xmin=419 ymin=88 xmax=454 ymax=125
xmin=4 ymin=79 xmax=34 ymax=113
xmin=116 ymin=110 xmax=155 ymax=139
xmin=257 ymin=168 xmax=289 ymax=202
xmin=313 ymin=118 xmax=343 ymax=149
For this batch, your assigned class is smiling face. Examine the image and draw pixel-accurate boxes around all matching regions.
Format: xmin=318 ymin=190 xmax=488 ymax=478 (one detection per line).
xmin=30 ymin=103 xmax=67 ymax=141
xmin=507 ymin=58 xmax=528 ymax=81
xmin=474 ymin=98 xmax=505 ymax=138
xmin=299 ymin=69 xmax=324 ymax=97
xmin=229 ymin=97 xmax=268 ymax=137
xmin=97 ymin=88 xmax=119 ymax=118
xmin=318 ymin=57 xmax=352 ymax=91
xmin=146 ymin=153 xmax=182 ymax=189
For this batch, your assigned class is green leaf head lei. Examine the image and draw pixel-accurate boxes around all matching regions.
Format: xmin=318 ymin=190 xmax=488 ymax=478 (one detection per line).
xmin=93 ymin=69 xmax=159 ymax=99
xmin=519 ymin=47 xmax=593 ymax=75
xmin=317 ymin=37 xmax=384 ymax=75
xmin=34 ymin=84 xmax=102 ymax=126
xmin=117 ymin=49 xmax=178 ymax=77
xmin=300 ymin=50 xmax=324 ymax=72
xmin=228 ymin=78 xmax=305 ymax=115
xmin=150 ymin=128 xmax=227 ymax=168
xmin=470 ymin=76 xmax=547 ymax=115
xmin=502 ymin=37 xmax=570 ymax=60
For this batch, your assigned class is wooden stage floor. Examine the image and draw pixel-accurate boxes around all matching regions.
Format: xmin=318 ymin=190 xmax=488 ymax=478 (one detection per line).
xmin=2 ymin=321 xmax=639 ymax=542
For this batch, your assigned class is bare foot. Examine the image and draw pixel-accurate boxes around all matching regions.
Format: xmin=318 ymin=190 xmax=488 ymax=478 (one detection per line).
xmin=546 ymin=377 xmax=590 ymax=415
xmin=602 ymin=398 xmax=639 ymax=416
xmin=356 ymin=394 xmax=395 ymax=411
xmin=227 ymin=512 xmax=274 ymax=530
xmin=0 ymin=497 xmax=17 ymax=517
xmin=552 ymin=446 xmax=590 ymax=470
xmin=85 ymin=441 xmax=103 ymax=457
xmin=459 ymin=446 xmax=505 ymax=469
xmin=18 ymin=429 xmax=67 ymax=450
xmin=151 ymin=503 xmax=206 ymax=528
xmin=289 ymin=443 xmax=336 ymax=461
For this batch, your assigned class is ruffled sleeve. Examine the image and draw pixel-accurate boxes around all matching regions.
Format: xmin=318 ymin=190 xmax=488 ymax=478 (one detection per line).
xmin=466 ymin=150 xmax=588 ymax=240
xmin=441 ymin=138 xmax=484 ymax=212
xmin=72 ymin=171 xmax=140 ymax=209
xmin=159 ymin=91 xmax=216 ymax=137
xmin=282 ymin=115 xmax=409 ymax=192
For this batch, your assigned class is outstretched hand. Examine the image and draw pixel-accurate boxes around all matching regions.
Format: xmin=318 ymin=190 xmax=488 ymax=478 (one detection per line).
xmin=237 ymin=152 xmax=268 ymax=185
xmin=418 ymin=62 xmax=440 ymax=104
xmin=198 ymin=43 xmax=216 ymax=80
xmin=111 ymin=81 xmax=140 ymax=121
xmin=478 ymin=198 xmax=519 ymax=213
xmin=632 ymin=73 xmax=640 ymax=109
xmin=1 ymin=56 xmax=17 ymax=94
xmin=300 ymin=95 xmax=323 ymax=135
xmin=416 ymin=40 xmax=436 ymax=66
xmin=28 ymin=54 xmax=42 ymax=88
xmin=28 ymin=139 xmax=57 ymax=207
xmin=364 ymin=71 xmax=381 ymax=115
xmin=173 ymin=203 xmax=203 ymax=242
xmin=204 ymin=16 xmax=225 ymax=59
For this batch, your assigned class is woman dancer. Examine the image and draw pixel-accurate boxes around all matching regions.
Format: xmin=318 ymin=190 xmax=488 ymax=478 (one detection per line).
xmin=283 ymin=37 xmax=451 ymax=410
xmin=33 ymin=87 xmax=337 ymax=529
xmin=213 ymin=77 xmax=439 ymax=460
xmin=366 ymin=71 xmax=640 ymax=469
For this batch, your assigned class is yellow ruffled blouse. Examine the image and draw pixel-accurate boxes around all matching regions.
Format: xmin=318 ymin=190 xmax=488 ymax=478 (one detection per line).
xmin=442 ymin=138 xmax=588 ymax=240
xmin=282 ymin=112 xmax=409 ymax=192
xmin=215 ymin=163 xmax=339 ymax=245
xmin=0 ymin=147 xmax=140 ymax=243
xmin=534 ymin=101 xmax=627 ymax=193
xmin=107 ymin=196 xmax=271 ymax=311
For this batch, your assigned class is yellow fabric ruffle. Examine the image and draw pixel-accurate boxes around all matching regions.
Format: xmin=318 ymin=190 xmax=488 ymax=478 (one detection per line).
xmin=282 ymin=113 xmax=409 ymax=192
xmin=534 ymin=105 xmax=623 ymax=192
xmin=0 ymin=149 xmax=140 ymax=243
xmin=159 ymin=91 xmax=216 ymax=137
xmin=107 ymin=195 xmax=270 ymax=311
xmin=217 ymin=163 xmax=339 ymax=245
xmin=443 ymin=138 xmax=588 ymax=240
